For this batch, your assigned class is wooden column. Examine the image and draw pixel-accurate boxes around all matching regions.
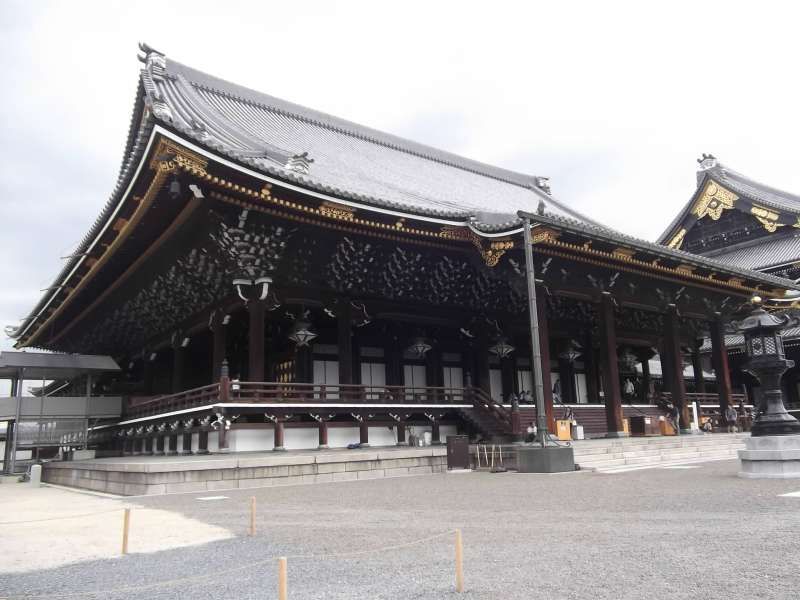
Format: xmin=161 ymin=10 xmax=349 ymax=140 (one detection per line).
xmin=167 ymin=434 xmax=178 ymax=455
xmin=197 ymin=430 xmax=210 ymax=455
xmin=318 ymin=420 xmax=329 ymax=449
xmin=584 ymin=336 xmax=600 ymax=403
xmin=385 ymin=326 xmax=403 ymax=386
xmin=338 ymin=300 xmax=353 ymax=385
xmin=641 ymin=356 xmax=652 ymax=403
xmin=359 ymin=418 xmax=369 ymax=446
xmin=273 ymin=419 xmax=286 ymax=451
xmin=154 ymin=436 xmax=165 ymax=456
xmin=690 ymin=340 xmax=706 ymax=394
xmin=599 ymin=292 xmax=625 ymax=436
xmin=710 ymin=317 xmax=732 ymax=414
xmin=431 ymin=421 xmax=441 ymax=445
xmin=211 ymin=314 xmax=228 ymax=382
xmin=476 ymin=335 xmax=491 ymax=395
xmin=536 ymin=290 xmax=555 ymax=433
xmin=500 ymin=356 xmax=515 ymax=402
xmin=248 ymin=301 xmax=266 ymax=381
xmin=143 ymin=354 xmax=155 ymax=395
xmin=664 ymin=306 xmax=690 ymax=431
xmin=181 ymin=432 xmax=193 ymax=455
xmin=296 ymin=346 xmax=313 ymax=384
xmin=396 ymin=421 xmax=406 ymax=445
xmin=557 ymin=343 xmax=576 ymax=404
xmin=171 ymin=341 xmax=186 ymax=394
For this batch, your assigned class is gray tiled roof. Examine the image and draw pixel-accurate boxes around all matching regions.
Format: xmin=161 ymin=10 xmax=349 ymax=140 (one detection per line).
xmin=658 ymin=159 xmax=800 ymax=245
xmin=152 ymin=55 xmax=601 ymax=230
xmin=711 ymin=164 xmax=800 ymax=214
xmin=702 ymin=233 xmax=800 ymax=271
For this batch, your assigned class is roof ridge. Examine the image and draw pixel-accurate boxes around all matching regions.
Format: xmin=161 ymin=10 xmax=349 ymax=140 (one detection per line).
xmin=166 ymin=59 xmax=545 ymax=193
xmin=712 ymin=162 xmax=800 ymax=205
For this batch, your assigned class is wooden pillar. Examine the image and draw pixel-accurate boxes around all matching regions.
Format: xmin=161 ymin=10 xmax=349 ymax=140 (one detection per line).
xmin=641 ymin=356 xmax=652 ymax=403
xmin=338 ymin=300 xmax=353 ymax=385
xmin=172 ymin=340 xmax=186 ymax=394
xmin=599 ymin=292 xmax=625 ymax=436
xmin=431 ymin=421 xmax=441 ymax=445
xmin=154 ymin=436 xmax=165 ymax=456
xmin=249 ymin=301 xmax=266 ymax=381
xmin=211 ymin=314 xmax=228 ymax=382
xmin=396 ymin=421 xmax=406 ymax=445
xmin=710 ymin=317 xmax=732 ymax=414
xmin=536 ymin=290 xmax=555 ymax=433
xmin=557 ymin=342 xmax=576 ymax=405
xmin=359 ymin=418 xmax=369 ymax=446
xmin=273 ymin=419 xmax=286 ymax=451
xmin=664 ymin=306 xmax=690 ymax=431
xmin=690 ymin=341 xmax=706 ymax=394
xmin=385 ymin=326 xmax=403 ymax=386
xmin=296 ymin=346 xmax=313 ymax=384
xmin=476 ymin=335 xmax=491 ymax=395
xmin=197 ymin=430 xmax=210 ymax=455
xmin=500 ymin=356 xmax=515 ymax=402
xmin=167 ymin=434 xmax=178 ymax=455
xmin=143 ymin=354 xmax=155 ymax=395
xmin=584 ymin=337 xmax=600 ymax=403
xmin=181 ymin=432 xmax=193 ymax=455
xmin=318 ymin=420 xmax=329 ymax=449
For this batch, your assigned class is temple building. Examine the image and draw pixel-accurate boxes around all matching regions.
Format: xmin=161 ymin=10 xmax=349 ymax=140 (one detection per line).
xmin=5 ymin=46 xmax=794 ymax=457
xmin=659 ymin=154 xmax=800 ymax=405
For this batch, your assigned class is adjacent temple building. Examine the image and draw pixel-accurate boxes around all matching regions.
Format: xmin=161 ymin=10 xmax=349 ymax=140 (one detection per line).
xmin=4 ymin=46 xmax=794 ymax=459
xmin=659 ymin=154 xmax=800 ymax=405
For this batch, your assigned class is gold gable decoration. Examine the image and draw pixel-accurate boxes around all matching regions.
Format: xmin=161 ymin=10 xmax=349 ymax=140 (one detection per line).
xmin=751 ymin=205 xmax=782 ymax=233
xmin=666 ymin=228 xmax=686 ymax=250
xmin=692 ymin=181 xmax=737 ymax=221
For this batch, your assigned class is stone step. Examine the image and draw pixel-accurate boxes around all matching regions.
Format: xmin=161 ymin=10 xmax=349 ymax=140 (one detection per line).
xmin=576 ymin=446 xmax=741 ymax=469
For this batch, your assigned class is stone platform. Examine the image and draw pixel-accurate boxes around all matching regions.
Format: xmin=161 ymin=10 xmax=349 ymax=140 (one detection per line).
xmin=739 ymin=435 xmax=800 ymax=479
xmin=43 ymin=446 xmax=447 ymax=496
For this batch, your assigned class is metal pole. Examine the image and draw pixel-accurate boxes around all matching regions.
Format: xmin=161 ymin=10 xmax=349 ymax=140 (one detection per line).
xmin=9 ymin=367 xmax=24 ymax=474
xmin=521 ymin=216 xmax=548 ymax=447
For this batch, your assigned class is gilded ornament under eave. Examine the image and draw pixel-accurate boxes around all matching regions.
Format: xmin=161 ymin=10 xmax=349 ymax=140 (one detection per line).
xmin=691 ymin=181 xmax=738 ymax=221
xmin=667 ymin=228 xmax=686 ymax=250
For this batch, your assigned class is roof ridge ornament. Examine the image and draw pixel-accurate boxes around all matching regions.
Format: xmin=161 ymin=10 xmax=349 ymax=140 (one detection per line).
xmin=697 ymin=153 xmax=718 ymax=170
xmin=138 ymin=42 xmax=173 ymax=123
xmin=285 ymin=152 xmax=314 ymax=174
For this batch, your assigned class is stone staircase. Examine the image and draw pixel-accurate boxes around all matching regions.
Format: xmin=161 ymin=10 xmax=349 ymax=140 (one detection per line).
xmin=573 ymin=433 xmax=748 ymax=472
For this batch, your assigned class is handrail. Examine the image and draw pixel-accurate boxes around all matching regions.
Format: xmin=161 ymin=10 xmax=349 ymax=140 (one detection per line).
xmin=125 ymin=382 xmax=475 ymax=418
xmin=468 ymin=387 xmax=512 ymax=426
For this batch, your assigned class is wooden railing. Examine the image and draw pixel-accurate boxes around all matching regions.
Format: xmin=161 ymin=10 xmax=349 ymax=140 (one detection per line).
xmin=233 ymin=382 xmax=474 ymax=404
xmin=125 ymin=383 xmax=220 ymax=418
xmin=468 ymin=386 xmax=512 ymax=428
xmin=124 ymin=382 xmax=479 ymax=419
xmin=660 ymin=392 xmax=747 ymax=407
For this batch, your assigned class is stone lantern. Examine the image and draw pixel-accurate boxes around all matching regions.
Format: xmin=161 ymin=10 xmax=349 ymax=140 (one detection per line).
xmin=737 ymin=300 xmax=800 ymax=478
xmin=738 ymin=303 xmax=800 ymax=436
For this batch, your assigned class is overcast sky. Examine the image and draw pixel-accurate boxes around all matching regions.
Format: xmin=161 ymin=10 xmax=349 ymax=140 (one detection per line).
xmin=2 ymin=1 xmax=800 ymax=354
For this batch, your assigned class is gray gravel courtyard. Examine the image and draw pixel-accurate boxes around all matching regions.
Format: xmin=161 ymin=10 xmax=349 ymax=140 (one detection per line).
xmin=2 ymin=459 xmax=800 ymax=599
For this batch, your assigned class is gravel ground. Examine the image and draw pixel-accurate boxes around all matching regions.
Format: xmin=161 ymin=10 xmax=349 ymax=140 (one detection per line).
xmin=0 ymin=485 xmax=231 ymax=573
xmin=2 ymin=459 xmax=800 ymax=599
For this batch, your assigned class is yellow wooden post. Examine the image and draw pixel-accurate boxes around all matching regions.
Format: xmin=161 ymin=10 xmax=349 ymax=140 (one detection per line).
xmin=455 ymin=529 xmax=464 ymax=592
xmin=249 ymin=496 xmax=256 ymax=536
xmin=278 ymin=557 xmax=288 ymax=600
xmin=121 ymin=508 xmax=131 ymax=555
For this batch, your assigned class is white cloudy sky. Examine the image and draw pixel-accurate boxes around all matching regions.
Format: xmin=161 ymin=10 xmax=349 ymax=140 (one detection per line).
xmin=1 ymin=0 xmax=799 ymax=354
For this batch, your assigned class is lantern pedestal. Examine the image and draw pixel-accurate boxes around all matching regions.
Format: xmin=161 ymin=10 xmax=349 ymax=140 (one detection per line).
xmin=739 ymin=435 xmax=800 ymax=479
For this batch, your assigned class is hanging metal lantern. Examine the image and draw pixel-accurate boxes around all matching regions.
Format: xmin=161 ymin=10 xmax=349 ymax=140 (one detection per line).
xmin=489 ymin=337 xmax=515 ymax=358
xmin=558 ymin=340 xmax=582 ymax=364
xmin=288 ymin=319 xmax=318 ymax=347
xmin=618 ymin=346 xmax=638 ymax=373
xmin=407 ymin=336 xmax=432 ymax=358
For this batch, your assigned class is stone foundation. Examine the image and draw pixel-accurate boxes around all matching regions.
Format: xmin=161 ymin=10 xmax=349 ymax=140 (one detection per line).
xmin=43 ymin=447 xmax=447 ymax=495
xmin=738 ymin=435 xmax=800 ymax=479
